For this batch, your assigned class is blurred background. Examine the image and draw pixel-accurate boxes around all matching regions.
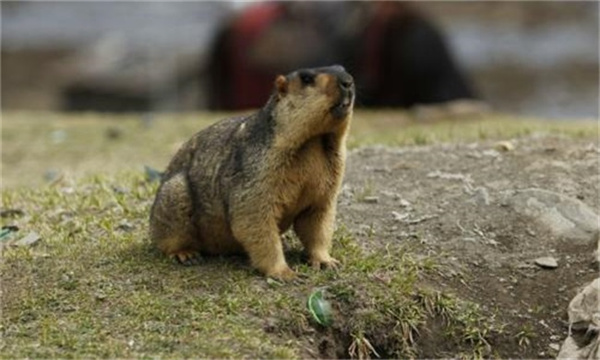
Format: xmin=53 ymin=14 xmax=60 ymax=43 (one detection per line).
xmin=2 ymin=1 xmax=598 ymax=119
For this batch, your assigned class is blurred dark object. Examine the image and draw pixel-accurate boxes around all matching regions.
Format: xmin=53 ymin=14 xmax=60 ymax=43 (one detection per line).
xmin=206 ymin=2 xmax=478 ymax=110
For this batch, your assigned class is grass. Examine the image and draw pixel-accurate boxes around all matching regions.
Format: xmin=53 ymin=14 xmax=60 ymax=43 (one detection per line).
xmin=2 ymin=172 xmax=502 ymax=358
xmin=1 ymin=174 xmax=297 ymax=358
xmin=1 ymin=109 xmax=597 ymax=357
xmin=1 ymin=110 xmax=597 ymax=189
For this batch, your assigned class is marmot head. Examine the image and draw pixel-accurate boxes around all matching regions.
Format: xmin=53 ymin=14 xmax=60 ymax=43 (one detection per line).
xmin=273 ymin=65 xmax=355 ymax=123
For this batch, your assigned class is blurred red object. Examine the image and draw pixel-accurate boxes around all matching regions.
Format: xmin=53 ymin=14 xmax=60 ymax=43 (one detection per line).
xmin=206 ymin=2 xmax=478 ymax=110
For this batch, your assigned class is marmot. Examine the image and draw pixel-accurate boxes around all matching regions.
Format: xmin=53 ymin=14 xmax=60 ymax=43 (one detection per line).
xmin=149 ymin=65 xmax=354 ymax=280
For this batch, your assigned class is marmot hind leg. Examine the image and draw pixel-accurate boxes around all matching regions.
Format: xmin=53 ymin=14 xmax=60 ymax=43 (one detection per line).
xmin=149 ymin=172 xmax=201 ymax=265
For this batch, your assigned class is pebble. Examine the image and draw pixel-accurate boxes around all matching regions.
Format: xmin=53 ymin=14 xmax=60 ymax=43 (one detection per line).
xmin=534 ymin=256 xmax=558 ymax=269
xmin=392 ymin=211 xmax=409 ymax=221
xmin=16 ymin=231 xmax=41 ymax=246
xmin=117 ymin=221 xmax=135 ymax=232
xmin=112 ymin=186 xmax=129 ymax=194
xmin=472 ymin=187 xmax=490 ymax=205
xmin=399 ymin=199 xmax=411 ymax=207
xmin=60 ymin=187 xmax=75 ymax=194
xmin=363 ymin=196 xmax=379 ymax=204
xmin=482 ymin=149 xmax=500 ymax=158
xmin=549 ymin=343 xmax=560 ymax=351
xmin=381 ymin=191 xmax=406 ymax=202
xmin=509 ymin=188 xmax=599 ymax=245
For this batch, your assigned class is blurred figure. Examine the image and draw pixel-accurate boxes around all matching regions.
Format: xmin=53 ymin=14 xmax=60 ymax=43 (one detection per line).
xmin=206 ymin=1 xmax=478 ymax=110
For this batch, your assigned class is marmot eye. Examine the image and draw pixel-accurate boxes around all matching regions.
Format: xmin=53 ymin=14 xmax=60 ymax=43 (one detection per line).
xmin=299 ymin=72 xmax=315 ymax=86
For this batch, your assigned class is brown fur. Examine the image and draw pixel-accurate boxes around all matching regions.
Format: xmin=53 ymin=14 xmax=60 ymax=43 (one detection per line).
xmin=149 ymin=65 xmax=355 ymax=280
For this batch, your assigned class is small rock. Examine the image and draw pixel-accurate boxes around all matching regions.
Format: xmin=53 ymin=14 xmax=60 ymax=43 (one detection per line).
xmin=567 ymin=277 xmax=600 ymax=331
xmin=399 ymin=199 xmax=411 ymax=208
xmin=16 ymin=232 xmax=41 ymax=247
xmin=380 ymin=191 xmax=402 ymax=200
xmin=392 ymin=211 xmax=409 ymax=221
xmin=534 ymin=256 xmax=558 ymax=269
xmin=508 ymin=189 xmax=600 ymax=245
xmin=362 ymin=196 xmax=379 ymax=204
xmin=482 ymin=149 xmax=500 ymax=158
xmin=117 ymin=221 xmax=134 ymax=232
xmin=549 ymin=343 xmax=560 ymax=351
xmin=339 ymin=184 xmax=353 ymax=199
xmin=471 ymin=187 xmax=490 ymax=205
xmin=426 ymin=170 xmax=471 ymax=181
xmin=112 ymin=186 xmax=129 ymax=194
xmin=557 ymin=337 xmax=583 ymax=359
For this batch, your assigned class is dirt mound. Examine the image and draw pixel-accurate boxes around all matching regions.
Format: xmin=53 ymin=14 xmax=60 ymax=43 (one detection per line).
xmin=339 ymin=134 xmax=599 ymax=357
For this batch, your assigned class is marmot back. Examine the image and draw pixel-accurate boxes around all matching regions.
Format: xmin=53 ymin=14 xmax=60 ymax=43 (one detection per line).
xmin=150 ymin=65 xmax=355 ymax=280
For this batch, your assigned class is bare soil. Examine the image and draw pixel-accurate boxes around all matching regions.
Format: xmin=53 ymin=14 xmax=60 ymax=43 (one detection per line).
xmin=338 ymin=135 xmax=599 ymax=358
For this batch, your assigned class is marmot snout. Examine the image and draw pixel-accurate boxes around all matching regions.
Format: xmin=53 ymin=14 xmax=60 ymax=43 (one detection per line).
xmin=150 ymin=65 xmax=354 ymax=280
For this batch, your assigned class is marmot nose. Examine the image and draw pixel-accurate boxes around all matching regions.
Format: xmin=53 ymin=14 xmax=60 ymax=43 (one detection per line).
xmin=339 ymin=75 xmax=354 ymax=90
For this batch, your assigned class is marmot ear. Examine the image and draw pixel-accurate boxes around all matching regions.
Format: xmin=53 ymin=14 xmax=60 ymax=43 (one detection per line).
xmin=275 ymin=75 xmax=288 ymax=97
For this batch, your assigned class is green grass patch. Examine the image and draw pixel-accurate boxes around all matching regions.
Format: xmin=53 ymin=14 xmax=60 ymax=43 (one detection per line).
xmin=346 ymin=111 xmax=598 ymax=148
xmin=2 ymin=172 xmax=500 ymax=358
xmin=2 ymin=110 xmax=597 ymax=189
